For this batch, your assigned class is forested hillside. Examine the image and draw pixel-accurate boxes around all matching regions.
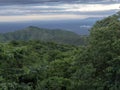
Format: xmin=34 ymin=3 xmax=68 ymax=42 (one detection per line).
xmin=0 ymin=41 xmax=79 ymax=90
xmin=0 ymin=12 xmax=120 ymax=90
xmin=0 ymin=26 xmax=86 ymax=45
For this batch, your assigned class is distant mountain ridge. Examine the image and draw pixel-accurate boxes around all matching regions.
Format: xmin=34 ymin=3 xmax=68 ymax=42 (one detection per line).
xmin=0 ymin=26 xmax=86 ymax=45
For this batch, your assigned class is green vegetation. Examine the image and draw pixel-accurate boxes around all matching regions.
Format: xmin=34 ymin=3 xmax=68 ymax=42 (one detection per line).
xmin=0 ymin=26 xmax=86 ymax=45
xmin=0 ymin=41 xmax=79 ymax=90
xmin=0 ymin=12 xmax=120 ymax=90
xmin=73 ymin=12 xmax=120 ymax=90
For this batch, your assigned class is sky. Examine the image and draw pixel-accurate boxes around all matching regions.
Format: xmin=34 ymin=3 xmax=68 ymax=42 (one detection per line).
xmin=0 ymin=0 xmax=120 ymax=22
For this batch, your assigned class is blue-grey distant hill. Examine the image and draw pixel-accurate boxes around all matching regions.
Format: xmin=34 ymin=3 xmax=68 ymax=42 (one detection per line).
xmin=0 ymin=17 xmax=100 ymax=35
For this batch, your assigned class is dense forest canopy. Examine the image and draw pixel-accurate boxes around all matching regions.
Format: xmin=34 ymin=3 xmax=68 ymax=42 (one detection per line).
xmin=0 ymin=12 xmax=120 ymax=90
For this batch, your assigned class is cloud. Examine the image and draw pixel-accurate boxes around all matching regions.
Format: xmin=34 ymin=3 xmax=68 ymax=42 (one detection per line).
xmin=0 ymin=1 xmax=119 ymax=22
xmin=0 ymin=3 xmax=119 ymax=16
xmin=0 ymin=0 xmax=119 ymax=4
xmin=64 ymin=4 xmax=120 ymax=12
xmin=0 ymin=14 xmax=89 ymax=22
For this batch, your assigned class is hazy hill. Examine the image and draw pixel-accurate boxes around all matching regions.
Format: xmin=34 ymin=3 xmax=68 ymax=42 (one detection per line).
xmin=0 ymin=26 xmax=86 ymax=45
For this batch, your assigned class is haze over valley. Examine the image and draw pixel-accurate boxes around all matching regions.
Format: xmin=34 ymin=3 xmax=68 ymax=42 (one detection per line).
xmin=0 ymin=0 xmax=119 ymax=35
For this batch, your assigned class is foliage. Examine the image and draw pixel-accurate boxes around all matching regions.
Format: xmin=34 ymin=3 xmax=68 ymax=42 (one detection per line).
xmin=0 ymin=41 xmax=78 ymax=90
xmin=1 ymin=12 xmax=120 ymax=90
xmin=73 ymin=12 xmax=120 ymax=90
xmin=0 ymin=26 xmax=86 ymax=45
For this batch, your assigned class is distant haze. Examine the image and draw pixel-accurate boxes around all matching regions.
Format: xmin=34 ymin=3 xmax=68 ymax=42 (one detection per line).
xmin=0 ymin=0 xmax=119 ymax=34
xmin=0 ymin=0 xmax=119 ymax=22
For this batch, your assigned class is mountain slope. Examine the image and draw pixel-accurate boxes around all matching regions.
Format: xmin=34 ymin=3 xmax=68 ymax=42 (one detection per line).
xmin=0 ymin=26 xmax=86 ymax=45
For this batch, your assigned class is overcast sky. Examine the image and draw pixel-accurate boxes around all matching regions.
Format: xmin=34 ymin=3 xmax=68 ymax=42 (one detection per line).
xmin=0 ymin=0 xmax=119 ymax=4
xmin=0 ymin=0 xmax=119 ymax=22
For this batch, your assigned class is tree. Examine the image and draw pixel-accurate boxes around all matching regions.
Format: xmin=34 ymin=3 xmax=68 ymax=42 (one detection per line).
xmin=74 ymin=12 xmax=120 ymax=89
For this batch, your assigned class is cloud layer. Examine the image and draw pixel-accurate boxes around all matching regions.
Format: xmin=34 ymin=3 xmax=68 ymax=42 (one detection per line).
xmin=0 ymin=0 xmax=119 ymax=4
xmin=0 ymin=0 xmax=119 ymax=22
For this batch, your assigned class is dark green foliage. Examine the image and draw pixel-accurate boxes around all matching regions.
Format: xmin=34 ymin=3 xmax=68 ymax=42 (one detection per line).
xmin=0 ymin=41 xmax=78 ymax=90
xmin=1 ymin=12 xmax=120 ymax=90
xmin=73 ymin=12 xmax=120 ymax=90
